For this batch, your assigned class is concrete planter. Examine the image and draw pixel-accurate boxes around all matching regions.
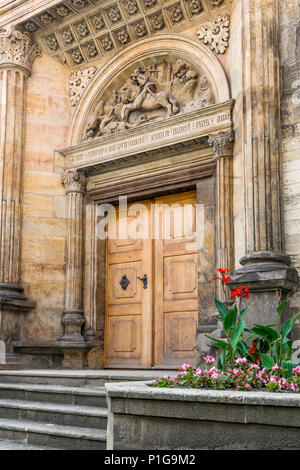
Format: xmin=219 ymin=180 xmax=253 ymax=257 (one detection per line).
xmin=105 ymin=381 xmax=300 ymax=450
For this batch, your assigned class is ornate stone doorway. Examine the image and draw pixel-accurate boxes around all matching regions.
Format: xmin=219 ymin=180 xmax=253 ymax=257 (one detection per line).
xmin=58 ymin=34 xmax=234 ymax=367
xmin=105 ymin=191 xmax=199 ymax=368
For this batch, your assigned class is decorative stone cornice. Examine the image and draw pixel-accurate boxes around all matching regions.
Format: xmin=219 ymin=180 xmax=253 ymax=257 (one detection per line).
xmin=69 ymin=66 xmax=97 ymax=107
xmin=0 ymin=25 xmax=41 ymax=74
xmin=63 ymin=169 xmax=87 ymax=194
xmin=197 ymin=14 xmax=230 ymax=54
xmin=208 ymin=131 xmax=234 ymax=159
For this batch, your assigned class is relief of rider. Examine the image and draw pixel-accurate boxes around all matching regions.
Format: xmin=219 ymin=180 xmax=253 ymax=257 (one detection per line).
xmin=121 ymin=68 xmax=159 ymax=122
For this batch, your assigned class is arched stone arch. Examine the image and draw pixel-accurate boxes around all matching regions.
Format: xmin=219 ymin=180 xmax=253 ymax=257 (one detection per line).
xmin=66 ymin=33 xmax=230 ymax=147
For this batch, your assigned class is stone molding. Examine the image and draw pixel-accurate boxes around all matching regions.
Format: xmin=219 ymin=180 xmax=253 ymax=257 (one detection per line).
xmin=62 ymin=169 xmax=87 ymax=193
xmin=0 ymin=25 xmax=41 ymax=74
xmin=197 ymin=14 xmax=230 ymax=54
xmin=208 ymin=130 xmax=234 ymax=159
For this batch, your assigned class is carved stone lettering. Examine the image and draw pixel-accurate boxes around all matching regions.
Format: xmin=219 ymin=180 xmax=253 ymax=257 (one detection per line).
xmin=84 ymin=57 xmax=214 ymax=140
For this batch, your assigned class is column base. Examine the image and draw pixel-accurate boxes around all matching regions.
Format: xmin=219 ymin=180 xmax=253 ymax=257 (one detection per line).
xmin=228 ymin=251 xmax=299 ymax=328
xmin=61 ymin=310 xmax=86 ymax=344
xmin=0 ymin=283 xmax=35 ymax=355
xmin=0 ymin=283 xmax=35 ymax=311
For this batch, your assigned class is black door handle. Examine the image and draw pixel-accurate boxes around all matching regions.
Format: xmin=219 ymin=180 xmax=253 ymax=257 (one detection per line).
xmin=137 ymin=274 xmax=148 ymax=289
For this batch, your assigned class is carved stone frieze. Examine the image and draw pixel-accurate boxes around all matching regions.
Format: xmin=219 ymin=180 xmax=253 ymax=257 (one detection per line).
xmin=197 ymin=15 xmax=230 ymax=54
xmin=69 ymin=66 xmax=97 ymax=106
xmin=84 ymin=57 xmax=214 ymax=140
xmin=208 ymin=131 xmax=234 ymax=158
xmin=0 ymin=26 xmax=41 ymax=73
xmin=63 ymin=169 xmax=87 ymax=193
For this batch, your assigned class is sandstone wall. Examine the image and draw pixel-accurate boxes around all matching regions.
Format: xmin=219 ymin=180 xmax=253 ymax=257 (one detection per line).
xmin=20 ymin=54 xmax=70 ymax=341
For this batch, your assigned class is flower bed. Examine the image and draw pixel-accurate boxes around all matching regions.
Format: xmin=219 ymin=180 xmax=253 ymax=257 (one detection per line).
xmin=154 ymin=357 xmax=300 ymax=393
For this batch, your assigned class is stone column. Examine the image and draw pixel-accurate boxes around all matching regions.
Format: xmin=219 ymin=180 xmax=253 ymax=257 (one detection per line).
xmin=209 ymin=131 xmax=234 ymax=299
xmin=0 ymin=26 xmax=40 ymax=350
xmin=230 ymin=0 xmax=298 ymax=325
xmin=61 ymin=169 xmax=87 ymax=344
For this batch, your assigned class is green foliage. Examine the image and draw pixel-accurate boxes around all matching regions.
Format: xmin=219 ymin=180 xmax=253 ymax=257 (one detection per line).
xmin=206 ymin=302 xmax=246 ymax=369
xmin=209 ymin=298 xmax=300 ymax=374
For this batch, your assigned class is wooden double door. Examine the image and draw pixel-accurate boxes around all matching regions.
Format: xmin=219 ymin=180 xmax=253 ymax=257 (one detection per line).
xmin=105 ymin=191 xmax=198 ymax=368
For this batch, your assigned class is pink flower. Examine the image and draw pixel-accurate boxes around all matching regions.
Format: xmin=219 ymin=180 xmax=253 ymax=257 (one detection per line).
xmin=245 ymin=384 xmax=251 ymax=390
xmin=235 ymin=358 xmax=248 ymax=365
xmin=182 ymin=363 xmax=191 ymax=370
xmin=204 ymin=356 xmax=216 ymax=365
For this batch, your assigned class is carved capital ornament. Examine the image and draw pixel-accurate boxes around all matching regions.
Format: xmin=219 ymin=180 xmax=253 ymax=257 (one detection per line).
xmin=0 ymin=25 xmax=41 ymax=74
xmin=63 ymin=170 xmax=87 ymax=194
xmin=208 ymin=131 xmax=234 ymax=159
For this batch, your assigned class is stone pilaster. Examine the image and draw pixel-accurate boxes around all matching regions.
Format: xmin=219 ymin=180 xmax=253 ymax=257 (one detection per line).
xmin=230 ymin=0 xmax=298 ymax=323
xmin=209 ymin=131 xmax=234 ymax=299
xmin=61 ymin=169 xmax=87 ymax=343
xmin=0 ymin=26 xmax=40 ymax=351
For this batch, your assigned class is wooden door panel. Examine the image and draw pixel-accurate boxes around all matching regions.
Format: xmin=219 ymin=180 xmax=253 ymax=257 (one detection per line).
xmin=164 ymin=255 xmax=198 ymax=299
xmin=105 ymin=191 xmax=198 ymax=368
xmin=106 ymin=316 xmax=141 ymax=362
xmin=164 ymin=312 xmax=197 ymax=358
xmin=105 ymin=202 xmax=152 ymax=367
xmin=108 ymin=263 xmax=141 ymax=303
xmin=154 ymin=191 xmax=198 ymax=367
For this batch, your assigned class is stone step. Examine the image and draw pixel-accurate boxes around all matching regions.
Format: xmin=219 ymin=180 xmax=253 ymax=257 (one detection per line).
xmin=0 ymin=399 xmax=108 ymax=429
xmin=0 ymin=383 xmax=107 ymax=407
xmin=0 ymin=369 xmax=172 ymax=387
xmin=0 ymin=418 xmax=106 ymax=450
xmin=0 ymin=439 xmax=59 ymax=450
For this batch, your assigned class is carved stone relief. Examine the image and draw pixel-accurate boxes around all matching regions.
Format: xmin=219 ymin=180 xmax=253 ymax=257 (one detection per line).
xmin=197 ymin=14 xmax=230 ymax=54
xmin=84 ymin=57 xmax=214 ymax=140
xmin=69 ymin=66 xmax=97 ymax=106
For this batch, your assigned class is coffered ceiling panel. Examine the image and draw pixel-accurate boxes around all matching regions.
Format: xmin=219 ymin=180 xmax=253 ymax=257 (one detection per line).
xmin=17 ymin=0 xmax=231 ymax=68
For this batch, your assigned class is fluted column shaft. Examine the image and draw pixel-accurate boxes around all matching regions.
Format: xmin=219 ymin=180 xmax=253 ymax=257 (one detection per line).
xmin=62 ymin=170 xmax=86 ymax=343
xmin=209 ymin=132 xmax=234 ymax=299
xmin=0 ymin=26 xmax=40 ymax=301
xmin=0 ymin=67 xmax=26 ymax=284
xmin=229 ymin=0 xmax=299 ymax=327
xmin=242 ymin=0 xmax=282 ymax=254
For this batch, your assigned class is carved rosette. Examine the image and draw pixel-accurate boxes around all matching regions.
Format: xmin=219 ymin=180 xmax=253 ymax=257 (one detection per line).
xmin=63 ymin=170 xmax=87 ymax=194
xmin=208 ymin=131 xmax=234 ymax=159
xmin=0 ymin=25 xmax=41 ymax=74
xmin=197 ymin=15 xmax=230 ymax=54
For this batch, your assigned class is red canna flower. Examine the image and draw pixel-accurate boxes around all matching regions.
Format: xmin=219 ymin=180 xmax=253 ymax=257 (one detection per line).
xmin=255 ymin=354 xmax=261 ymax=363
xmin=249 ymin=342 xmax=261 ymax=363
xmin=230 ymin=285 xmax=250 ymax=300
xmin=249 ymin=342 xmax=257 ymax=355
xmin=212 ymin=268 xmax=231 ymax=285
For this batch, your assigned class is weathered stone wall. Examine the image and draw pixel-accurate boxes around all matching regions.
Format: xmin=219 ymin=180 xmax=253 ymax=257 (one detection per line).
xmin=106 ymin=381 xmax=300 ymax=450
xmin=280 ymin=0 xmax=300 ymax=328
xmin=20 ymin=54 xmax=71 ymax=341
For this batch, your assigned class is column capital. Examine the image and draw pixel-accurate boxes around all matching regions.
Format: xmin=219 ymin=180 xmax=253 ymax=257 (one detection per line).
xmin=208 ymin=131 xmax=234 ymax=160
xmin=0 ymin=25 xmax=41 ymax=75
xmin=63 ymin=169 xmax=87 ymax=194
